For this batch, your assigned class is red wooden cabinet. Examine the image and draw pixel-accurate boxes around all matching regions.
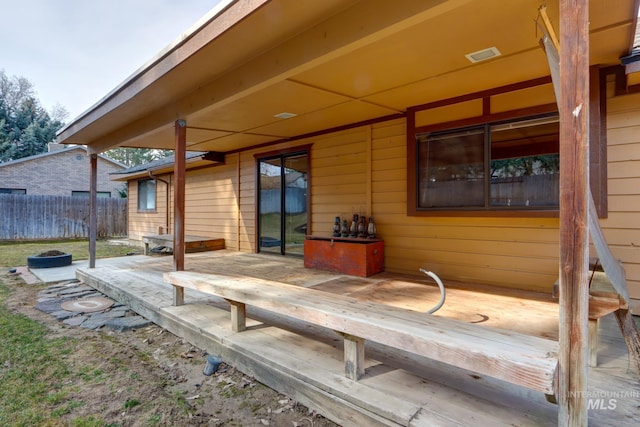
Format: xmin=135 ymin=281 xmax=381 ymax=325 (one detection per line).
xmin=303 ymin=236 xmax=384 ymax=277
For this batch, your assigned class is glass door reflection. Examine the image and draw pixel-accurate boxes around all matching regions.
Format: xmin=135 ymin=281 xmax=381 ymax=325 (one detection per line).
xmin=258 ymin=152 xmax=308 ymax=256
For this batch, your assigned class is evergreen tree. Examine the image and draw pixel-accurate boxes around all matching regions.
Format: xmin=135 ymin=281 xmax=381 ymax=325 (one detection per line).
xmin=0 ymin=70 xmax=67 ymax=162
xmin=104 ymin=147 xmax=173 ymax=167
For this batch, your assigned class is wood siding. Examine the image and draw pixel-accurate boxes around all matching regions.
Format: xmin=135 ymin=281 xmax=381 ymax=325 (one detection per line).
xmin=184 ymin=159 xmax=239 ymax=250
xmin=124 ymin=86 xmax=640 ymax=308
xmin=128 ymin=176 xmax=169 ymax=240
xmin=128 ymin=160 xmax=240 ymax=250
xmin=370 ymin=119 xmax=560 ymax=292
xmin=602 ymin=92 xmax=640 ymax=308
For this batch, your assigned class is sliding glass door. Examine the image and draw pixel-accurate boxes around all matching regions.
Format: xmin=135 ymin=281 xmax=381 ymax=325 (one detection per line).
xmin=258 ymin=151 xmax=308 ymax=255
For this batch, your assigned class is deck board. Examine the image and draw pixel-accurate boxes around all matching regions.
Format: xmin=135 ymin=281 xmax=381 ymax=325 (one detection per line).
xmin=76 ymin=250 xmax=640 ymax=426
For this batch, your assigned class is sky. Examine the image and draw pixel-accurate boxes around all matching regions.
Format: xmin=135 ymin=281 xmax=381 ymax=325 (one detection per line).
xmin=1 ymin=0 xmax=222 ymax=121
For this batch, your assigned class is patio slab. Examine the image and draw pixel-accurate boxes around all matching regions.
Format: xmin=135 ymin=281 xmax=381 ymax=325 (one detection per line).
xmin=29 ymin=255 xmax=149 ymax=284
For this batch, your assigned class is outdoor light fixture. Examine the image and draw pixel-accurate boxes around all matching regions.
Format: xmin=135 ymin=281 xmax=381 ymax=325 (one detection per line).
xmin=620 ymin=49 xmax=640 ymax=74
xmin=274 ymin=112 xmax=297 ymax=119
xmin=465 ymin=47 xmax=502 ymax=63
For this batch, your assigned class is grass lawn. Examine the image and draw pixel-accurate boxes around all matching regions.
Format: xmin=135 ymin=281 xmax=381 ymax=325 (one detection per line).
xmin=0 ymin=283 xmax=81 ymax=426
xmin=0 ymin=240 xmax=142 ymax=268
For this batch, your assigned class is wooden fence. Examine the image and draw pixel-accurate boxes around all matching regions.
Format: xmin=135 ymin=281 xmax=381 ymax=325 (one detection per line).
xmin=0 ymin=195 xmax=128 ymax=240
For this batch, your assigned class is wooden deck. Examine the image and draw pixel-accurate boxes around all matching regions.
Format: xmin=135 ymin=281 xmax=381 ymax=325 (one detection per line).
xmin=77 ymin=251 xmax=640 ymax=426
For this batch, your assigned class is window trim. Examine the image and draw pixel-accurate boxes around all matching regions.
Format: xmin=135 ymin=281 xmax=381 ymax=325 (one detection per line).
xmin=137 ymin=179 xmax=157 ymax=213
xmin=0 ymin=188 xmax=26 ymax=195
xmin=415 ymin=113 xmax=560 ymax=214
xmin=71 ymin=191 xmax=111 ymax=198
xmin=407 ymin=70 xmax=607 ymax=218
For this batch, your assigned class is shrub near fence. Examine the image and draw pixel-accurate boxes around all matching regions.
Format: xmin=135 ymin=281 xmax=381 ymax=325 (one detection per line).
xmin=0 ymin=194 xmax=127 ymax=240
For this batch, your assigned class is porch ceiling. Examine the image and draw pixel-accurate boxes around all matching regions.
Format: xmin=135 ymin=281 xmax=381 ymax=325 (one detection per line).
xmin=56 ymin=0 xmax=638 ymax=154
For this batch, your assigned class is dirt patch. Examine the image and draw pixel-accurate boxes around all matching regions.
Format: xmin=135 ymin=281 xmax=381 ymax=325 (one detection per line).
xmin=2 ymin=273 xmax=338 ymax=426
xmin=35 ymin=250 xmax=67 ymax=257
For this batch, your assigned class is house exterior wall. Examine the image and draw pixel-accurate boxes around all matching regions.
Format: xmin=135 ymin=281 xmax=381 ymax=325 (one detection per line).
xmin=127 ymin=158 xmax=240 ymax=251
xmin=127 ymin=175 xmax=169 ymax=239
xmin=183 ymin=158 xmax=240 ymax=250
xmin=602 ymin=91 xmax=640 ymax=313
xmin=0 ymin=148 xmax=125 ymax=197
xmin=124 ymin=80 xmax=640 ymax=311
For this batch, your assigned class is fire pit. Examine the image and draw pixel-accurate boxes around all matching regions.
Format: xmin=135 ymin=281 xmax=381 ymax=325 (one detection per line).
xmin=27 ymin=250 xmax=73 ymax=268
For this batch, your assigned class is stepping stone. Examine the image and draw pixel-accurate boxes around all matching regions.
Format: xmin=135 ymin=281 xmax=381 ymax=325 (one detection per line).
xmin=63 ymin=315 xmax=87 ymax=327
xmin=83 ymin=292 xmax=105 ymax=299
xmin=80 ymin=318 xmax=109 ymax=330
xmin=51 ymin=310 xmax=76 ymax=321
xmin=35 ymin=300 xmax=62 ymax=314
xmin=57 ymin=286 xmax=93 ymax=295
xmin=111 ymin=303 xmax=129 ymax=309
xmin=89 ymin=309 xmax=128 ymax=320
xmin=55 ymin=291 xmax=96 ymax=301
xmin=105 ymin=316 xmax=151 ymax=332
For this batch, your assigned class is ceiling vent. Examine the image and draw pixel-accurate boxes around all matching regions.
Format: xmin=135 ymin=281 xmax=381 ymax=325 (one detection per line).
xmin=274 ymin=112 xmax=297 ymax=119
xmin=465 ymin=47 xmax=502 ymax=63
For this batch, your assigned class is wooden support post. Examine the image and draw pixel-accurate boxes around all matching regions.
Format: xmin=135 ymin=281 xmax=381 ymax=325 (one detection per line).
xmin=558 ymin=0 xmax=590 ymax=424
xmin=228 ymin=301 xmax=247 ymax=332
xmin=341 ymin=333 xmax=365 ymax=380
xmin=174 ymin=120 xmax=186 ymax=274
xmin=173 ymin=285 xmax=184 ymax=306
xmin=588 ymin=319 xmax=598 ymax=367
xmin=89 ymin=154 xmax=98 ymax=269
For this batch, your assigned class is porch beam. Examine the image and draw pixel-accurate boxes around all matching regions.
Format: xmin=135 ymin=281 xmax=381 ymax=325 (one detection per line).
xmin=173 ymin=119 xmax=187 ymax=305
xmin=89 ymin=154 xmax=98 ymax=268
xmin=558 ymin=0 xmax=590 ymax=425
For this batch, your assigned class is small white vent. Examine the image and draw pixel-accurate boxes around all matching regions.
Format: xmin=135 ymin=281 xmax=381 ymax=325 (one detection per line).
xmin=465 ymin=47 xmax=502 ymax=63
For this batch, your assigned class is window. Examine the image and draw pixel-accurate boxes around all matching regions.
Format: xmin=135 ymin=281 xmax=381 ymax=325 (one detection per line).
xmin=71 ymin=191 xmax=111 ymax=198
xmin=417 ymin=115 xmax=559 ymax=211
xmin=137 ymin=179 xmax=156 ymax=211
xmin=0 ymin=188 xmax=26 ymax=194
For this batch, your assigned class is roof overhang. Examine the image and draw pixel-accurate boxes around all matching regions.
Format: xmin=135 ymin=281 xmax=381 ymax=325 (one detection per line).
xmin=110 ymin=152 xmax=225 ymax=181
xmin=56 ymin=0 xmax=639 ymax=155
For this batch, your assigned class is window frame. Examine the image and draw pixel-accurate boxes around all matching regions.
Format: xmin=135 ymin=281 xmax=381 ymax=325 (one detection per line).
xmin=406 ymin=71 xmax=607 ymax=218
xmin=0 ymin=188 xmax=26 ymax=195
xmin=71 ymin=191 xmax=111 ymax=198
xmin=415 ymin=113 xmax=561 ymax=214
xmin=137 ymin=179 xmax=157 ymax=212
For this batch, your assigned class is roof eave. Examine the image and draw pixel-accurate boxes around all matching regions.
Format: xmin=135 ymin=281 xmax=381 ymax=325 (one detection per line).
xmin=55 ymin=0 xmax=251 ymax=145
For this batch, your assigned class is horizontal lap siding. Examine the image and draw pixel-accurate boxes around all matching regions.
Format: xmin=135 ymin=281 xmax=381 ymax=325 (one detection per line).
xmin=184 ymin=160 xmax=239 ymax=250
xmin=127 ymin=178 xmax=169 ymax=241
xmin=127 ymin=160 xmax=239 ymax=249
xmin=239 ymin=151 xmax=256 ymax=252
xmin=370 ymin=119 xmax=560 ymax=292
xmin=310 ymin=129 xmax=368 ymax=236
xmin=603 ymin=93 xmax=640 ymax=304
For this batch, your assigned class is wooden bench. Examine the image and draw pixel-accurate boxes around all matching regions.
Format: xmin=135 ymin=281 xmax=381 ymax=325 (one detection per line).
xmin=164 ymin=271 xmax=559 ymax=396
xmin=552 ymin=261 xmax=627 ymax=367
xmin=588 ymin=291 xmax=626 ymax=367
xmin=142 ymin=234 xmax=224 ymax=255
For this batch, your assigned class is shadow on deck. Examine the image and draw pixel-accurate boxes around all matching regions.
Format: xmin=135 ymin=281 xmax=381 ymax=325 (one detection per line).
xmin=77 ymin=251 xmax=639 ymax=426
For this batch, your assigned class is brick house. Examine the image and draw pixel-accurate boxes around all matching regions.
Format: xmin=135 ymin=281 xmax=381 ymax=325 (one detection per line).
xmin=0 ymin=144 xmax=126 ymax=197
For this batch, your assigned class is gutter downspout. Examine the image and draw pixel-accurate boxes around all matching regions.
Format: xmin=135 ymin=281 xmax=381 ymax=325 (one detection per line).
xmin=149 ymin=171 xmax=170 ymax=234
